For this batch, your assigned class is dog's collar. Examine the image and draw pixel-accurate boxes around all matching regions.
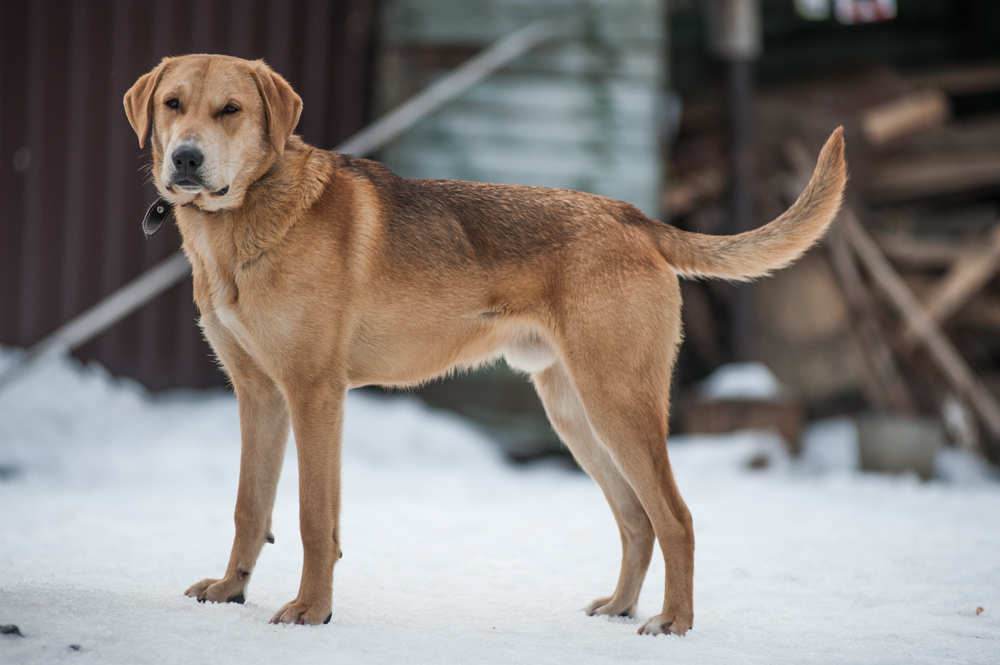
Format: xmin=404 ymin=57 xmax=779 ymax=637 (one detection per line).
xmin=144 ymin=162 xmax=276 ymax=238
xmin=142 ymin=197 xmax=173 ymax=239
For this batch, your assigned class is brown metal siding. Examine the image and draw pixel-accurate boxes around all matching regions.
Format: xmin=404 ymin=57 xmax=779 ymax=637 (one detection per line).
xmin=0 ymin=0 xmax=377 ymax=389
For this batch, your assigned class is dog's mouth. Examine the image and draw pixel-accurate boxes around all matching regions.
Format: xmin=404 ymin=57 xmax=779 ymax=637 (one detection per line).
xmin=167 ymin=180 xmax=230 ymax=197
xmin=171 ymin=179 xmax=204 ymax=194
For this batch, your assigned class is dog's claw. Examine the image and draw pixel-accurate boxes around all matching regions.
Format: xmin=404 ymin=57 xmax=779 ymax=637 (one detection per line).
xmin=637 ymin=614 xmax=690 ymax=636
xmin=186 ymin=577 xmax=248 ymax=606
xmin=584 ymin=595 xmax=637 ymax=619
xmin=270 ymin=599 xmax=332 ymax=625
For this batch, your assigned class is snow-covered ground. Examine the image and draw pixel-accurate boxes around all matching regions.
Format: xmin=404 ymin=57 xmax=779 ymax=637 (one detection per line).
xmin=1 ymin=349 xmax=998 ymax=664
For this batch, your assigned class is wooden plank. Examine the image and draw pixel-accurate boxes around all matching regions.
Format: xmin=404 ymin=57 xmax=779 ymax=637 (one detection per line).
xmin=666 ymin=168 xmax=726 ymax=217
xmin=454 ymin=72 xmax=659 ymax=110
xmin=868 ymin=150 xmax=1000 ymax=204
xmin=377 ymin=85 xmax=657 ymax=130
xmin=413 ymin=106 xmax=657 ymax=146
xmin=873 ymin=234 xmax=967 ymax=269
xmin=888 ymin=115 xmax=1000 ymax=154
xmin=861 ymin=87 xmax=949 ymax=147
xmin=840 ymin=209 xmax=1000 ymax=438
xmin=825 ymin=225 xmax=916 ymax=415
xmin=507 ymin=42 xmax=661 ymax=78
xmin=905 ymin=63 xmax=1000 ymax=95
xmin=685 ymin=399 xmax=805 ymax=456
xmin=952 ymin=296 xmax=1000 ymax=330
xmin=902 ymin=223 xmax=1000 ymax=347
xmin=387 ymin=132 xmax=658 ymax=169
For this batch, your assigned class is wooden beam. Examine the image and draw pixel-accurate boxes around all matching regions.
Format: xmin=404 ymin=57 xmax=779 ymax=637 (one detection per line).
xmin=868 ymin=151 xmax=1000 ymax=204
xmin=873 ymin=234 xmax=966 ymax=269
xmin=905 ymin=63 xmax=1000 ymax=96
xmin=840 ymin=209 xmax=1000 ymax=438
xmin=665 ymin=168 xmax=726 ymax=217
xmin=785 ymin=139 xmax=915 ymax=415
xmin=902 ymin=222 xmax=1000 ymax=347
xmin=952 ymin=296 xmax=1000 ymax=330
xmin=825 ymin=225 xmax=916 ymax=415
xmin=862 ymin=88 xmax=949 ymax=147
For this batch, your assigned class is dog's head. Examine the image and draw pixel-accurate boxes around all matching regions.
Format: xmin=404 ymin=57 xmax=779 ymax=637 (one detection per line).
xmin=124 ymin=54 xmax=302 ymax=211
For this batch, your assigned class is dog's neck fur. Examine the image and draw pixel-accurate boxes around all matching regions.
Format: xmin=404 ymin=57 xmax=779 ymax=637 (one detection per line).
xmin=174 ymin=136 xmax=331 ymax=265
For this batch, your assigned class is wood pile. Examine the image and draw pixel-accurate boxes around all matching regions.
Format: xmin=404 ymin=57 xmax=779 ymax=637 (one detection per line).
xmin=685 ymin=396 xmax=805 ymax=456
xmin=669 ymin=61 xmax=1000 ymax=465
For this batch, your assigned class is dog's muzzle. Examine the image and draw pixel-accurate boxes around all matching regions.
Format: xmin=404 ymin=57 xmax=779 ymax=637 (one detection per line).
xmin=170 ymin=145 xmax=205 ymax=190
xmin=167 ymin=145 xmax=229 ymax=197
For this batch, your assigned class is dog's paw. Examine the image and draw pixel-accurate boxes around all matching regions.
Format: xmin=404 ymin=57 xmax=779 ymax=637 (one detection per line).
xmin=269 ymin=599 xmax=332 ymax=625
xmin=184 ymin=577 xmax=247 ymax=604
xmin=584 ymin=595 xmax=637 ymax=618
xmin=637 ymin=613 xmax=692 ymax=636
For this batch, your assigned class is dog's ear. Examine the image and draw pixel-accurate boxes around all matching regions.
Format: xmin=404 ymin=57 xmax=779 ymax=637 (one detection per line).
xmin=252 ymin=62 xmax=303 ymax=156
xmin=124 ymin=59 xmax=171 ymax=149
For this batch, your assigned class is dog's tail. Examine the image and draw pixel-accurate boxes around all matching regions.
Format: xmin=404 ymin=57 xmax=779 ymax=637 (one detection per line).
xmin=655 ymin=127 xmax=847 ymax=282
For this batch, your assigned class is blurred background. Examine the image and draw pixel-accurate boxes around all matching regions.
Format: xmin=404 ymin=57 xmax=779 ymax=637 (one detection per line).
xmin=3 ymin=0 xmax=1000 ymax=474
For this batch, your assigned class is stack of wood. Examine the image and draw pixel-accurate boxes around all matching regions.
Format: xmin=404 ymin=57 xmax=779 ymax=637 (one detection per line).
xmin=684 ymin=362 xmax=806 ymax=456
xmin=669 ymin=61 xmax=1000 ymax=465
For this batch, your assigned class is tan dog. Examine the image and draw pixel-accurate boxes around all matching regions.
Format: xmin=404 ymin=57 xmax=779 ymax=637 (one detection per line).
xmin=124 ymin=54 xmax=846 ymax=634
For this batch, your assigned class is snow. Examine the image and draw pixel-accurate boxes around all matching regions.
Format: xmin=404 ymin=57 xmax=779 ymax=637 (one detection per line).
xmin=1 ymin=349 xmax=999 ymax=664
xmin=700 ymin=362 xmax=786 ymax=401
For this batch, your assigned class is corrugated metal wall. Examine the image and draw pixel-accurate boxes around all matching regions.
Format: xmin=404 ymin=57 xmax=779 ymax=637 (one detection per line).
xmin=0 ymin=0 xmax=377 ymax=390
xmin=376 ymin=0 xmax=666 ymax=218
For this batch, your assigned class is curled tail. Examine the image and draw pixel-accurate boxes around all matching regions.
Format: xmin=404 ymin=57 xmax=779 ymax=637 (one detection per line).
xmin=656 ymin=127 xmax=847 ymax=282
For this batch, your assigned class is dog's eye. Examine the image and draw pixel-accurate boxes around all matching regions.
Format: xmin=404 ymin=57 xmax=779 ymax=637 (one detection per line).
xmin=164 ymin=98 xmax=179 ymax=109
xmin=222 ymin=105 xmax=240 ymax=115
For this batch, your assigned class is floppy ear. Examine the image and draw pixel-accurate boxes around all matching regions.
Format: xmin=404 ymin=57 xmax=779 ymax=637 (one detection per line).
xmin=252 ymin=62 xmax=303 ymax=156
xmin=124 ymin=59 xmax=171 ymax=149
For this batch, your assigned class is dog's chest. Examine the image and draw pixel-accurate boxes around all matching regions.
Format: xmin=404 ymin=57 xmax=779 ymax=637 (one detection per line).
xmin=187 ymin=229 xmax=289 ymax=359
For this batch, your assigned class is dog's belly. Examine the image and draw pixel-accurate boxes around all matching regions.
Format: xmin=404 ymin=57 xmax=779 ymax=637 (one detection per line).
xmin=503 ymin=333 xmax=557 ymax=374
xmin=343 ymin=315 xmax=558 ymax=386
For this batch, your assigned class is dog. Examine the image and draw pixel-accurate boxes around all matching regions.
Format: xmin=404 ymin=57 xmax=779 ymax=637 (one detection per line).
xmin=124 ymin=54 xmax=846 ymax=634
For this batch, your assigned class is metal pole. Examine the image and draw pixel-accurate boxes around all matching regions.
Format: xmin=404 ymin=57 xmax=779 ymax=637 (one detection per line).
xmin=727 ymin=57 xmax=755 ymax=361
xmin=0 ymin=1 xmax=602 ymax=391
xmin=705 ymin=0 xmax=761 ymax=361
xmin=0 ymin=252 xmax=191 ymax=390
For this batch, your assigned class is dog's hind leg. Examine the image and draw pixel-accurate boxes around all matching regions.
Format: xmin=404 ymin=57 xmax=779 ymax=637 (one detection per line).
xmin=533 ymin=362 xmax=655 ymax=619
xmin=553 ymin=270 xmax=694 ymax=636
xmin=185 ymin=334 xmax=290 ymax=605
xmin=565 ymin=357 xmax=694 ymax=636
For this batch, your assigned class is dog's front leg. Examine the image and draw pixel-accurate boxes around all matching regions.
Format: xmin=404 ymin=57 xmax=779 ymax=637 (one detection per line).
xmin=270 ymin=382 xmax=345 ymax=625
xmin=185 ymin=356 xmax=290 ymax=604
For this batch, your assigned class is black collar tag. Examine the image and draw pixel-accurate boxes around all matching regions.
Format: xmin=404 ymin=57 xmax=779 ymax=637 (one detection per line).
xmin=142 ymin=197 xmax=173 ymax=239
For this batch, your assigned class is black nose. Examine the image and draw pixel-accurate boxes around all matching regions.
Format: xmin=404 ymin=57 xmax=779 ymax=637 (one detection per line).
xmin=171 ymin=146 xmax=203 ymax=178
